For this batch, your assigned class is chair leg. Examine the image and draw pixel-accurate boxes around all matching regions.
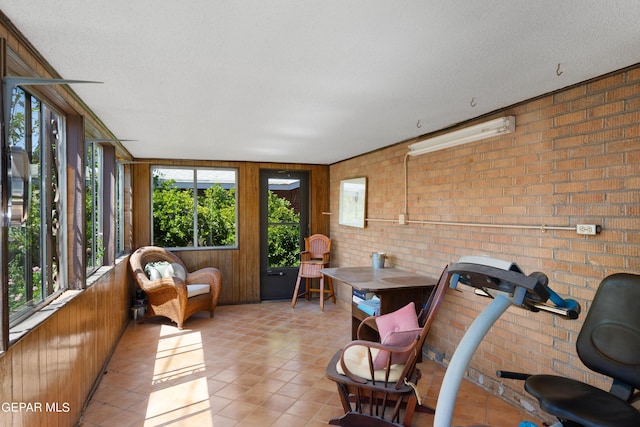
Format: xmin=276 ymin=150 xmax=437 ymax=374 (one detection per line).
xmin=305 ymin=277 xmax=311 ymax=301
xmin=320 ymin=275 xmax=325 ymax=311
xmin=327 ymin=276 xmax=336 ymax=303
xmin=291 ymin=273 xmax=303 ymax=308
xmin=402 ymin=396 xmax=417 ymax=427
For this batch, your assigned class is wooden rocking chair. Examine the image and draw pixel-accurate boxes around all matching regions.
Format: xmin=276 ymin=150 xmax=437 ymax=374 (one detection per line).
xmin=325 ymin=266 xmax=450 ymax=427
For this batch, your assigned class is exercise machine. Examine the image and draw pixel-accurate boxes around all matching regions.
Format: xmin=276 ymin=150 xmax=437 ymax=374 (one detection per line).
xmin=433 ymin=256 xmax=580 ymax=427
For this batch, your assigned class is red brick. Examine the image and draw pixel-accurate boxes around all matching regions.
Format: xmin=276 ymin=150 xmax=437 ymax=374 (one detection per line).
xmin=555 ymin=110 xmax=587 ymax=127
xmin=588 ymin=73 xmax=625 ymax=93
xmin=589 ymin=101 xmax=625 ymax=118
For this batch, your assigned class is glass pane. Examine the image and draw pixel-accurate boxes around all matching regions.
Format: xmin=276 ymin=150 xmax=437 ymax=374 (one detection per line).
xmin=196 ymin=169 xmax=237 ymax=247
xmin=267 ymin=224 xmax=300 ymax=268
xmin=8 ymin=91 xmax=44 ymax=316
xmin=8 ymin=89 xmax=29 ymax=315
xmin=86 ymin=143 xmax=103 ymax=273
xmin=266 ymin=178 xmax=301 ymax=268
xmin=152 ymin=167 xmax=195 ymax=247
xmin=115 ymin=163 xmax=124 ymax=254
xmin=8 ymin=91 xmax=64 ymax=323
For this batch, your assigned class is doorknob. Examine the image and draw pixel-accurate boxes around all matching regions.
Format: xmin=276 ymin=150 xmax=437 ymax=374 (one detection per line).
xmin=266 ymin=270 xmax=284 ymax=276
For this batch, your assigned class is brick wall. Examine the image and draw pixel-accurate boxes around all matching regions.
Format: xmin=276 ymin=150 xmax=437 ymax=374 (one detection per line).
xmin=328 ymin=65 xmax=640 ymax=421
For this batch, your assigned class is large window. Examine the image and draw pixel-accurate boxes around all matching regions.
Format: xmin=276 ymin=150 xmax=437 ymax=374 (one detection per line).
xmin=151 ymin=167 xmax=237 ymax=248
xmin=7 ymin=87 xmax=65 ymax=324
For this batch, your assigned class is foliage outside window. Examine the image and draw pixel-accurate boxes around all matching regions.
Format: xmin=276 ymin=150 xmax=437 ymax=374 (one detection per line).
xmin=267 ymin=190 xmax=300 ymax=268
xmin=86 ymin=143 xmax=104 ymax=274
xmin=152 ymin=167 xmax=237 ymax=248
xmin=8 ymin=87 xmax=64 ymax=324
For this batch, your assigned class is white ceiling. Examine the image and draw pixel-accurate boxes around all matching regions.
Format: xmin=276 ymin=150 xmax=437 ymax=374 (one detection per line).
xmin=1 ymin=1 xmax=639 ymax=164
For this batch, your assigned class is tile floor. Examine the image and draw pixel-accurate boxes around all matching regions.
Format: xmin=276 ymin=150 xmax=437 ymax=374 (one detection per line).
xmin=79 ymin=300 xmax=542 ymax=427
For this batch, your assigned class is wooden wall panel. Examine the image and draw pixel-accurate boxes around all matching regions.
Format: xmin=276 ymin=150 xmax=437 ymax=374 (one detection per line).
xmin=132 ymin=164 xmax=151 ymax=246
xmin=0 ymin=351 xmax=12 ymax=426
xmin=241 ymin=163 xmax=261 ymax=302
xmin=0 ymin=260 xmax=130 ymax=426
xmin=132 ymin=161 xmax=330 ymax=304
xmin=66 ymin=115 xmax=86 ymax=289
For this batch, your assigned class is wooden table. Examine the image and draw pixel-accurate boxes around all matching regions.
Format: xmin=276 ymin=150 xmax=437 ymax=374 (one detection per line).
xmin=320 ymin=267 xmax=436 ymax=341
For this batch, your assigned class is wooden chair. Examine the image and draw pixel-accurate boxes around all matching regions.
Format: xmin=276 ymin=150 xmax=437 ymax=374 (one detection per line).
xmin=325 ymin=266 xmax=450 ymax=427
xmin=291 ymin=234 xmax=335 ymax=311
xmin=129 ymin=246 xmax=222 ymax=329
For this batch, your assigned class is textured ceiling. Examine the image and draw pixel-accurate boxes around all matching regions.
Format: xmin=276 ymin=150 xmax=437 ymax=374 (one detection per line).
xmin=1 ymin=1 xmax=639 ymax=164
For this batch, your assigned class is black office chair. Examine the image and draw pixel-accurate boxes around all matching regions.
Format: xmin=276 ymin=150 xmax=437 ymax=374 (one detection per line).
xmin=524 ymin=273 xmax=640 ymax=427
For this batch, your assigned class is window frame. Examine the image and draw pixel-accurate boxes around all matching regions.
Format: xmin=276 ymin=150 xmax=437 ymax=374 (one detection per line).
xmin=5 ymin=87 xmax=68 ymax=328
xmin=150 ymin=165 xmax=238 ymax=250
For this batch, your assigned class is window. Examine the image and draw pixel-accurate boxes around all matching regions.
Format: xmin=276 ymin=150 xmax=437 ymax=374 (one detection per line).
xmin=7 ymin=87 xmax=66 ymax=325
xmin=85 ymin=142 xmax=104 ymax=274
xmin=151 ymin=167 xmax=237 ymax=248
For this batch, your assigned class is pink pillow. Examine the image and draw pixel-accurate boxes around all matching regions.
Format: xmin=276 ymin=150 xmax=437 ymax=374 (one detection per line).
xmin=375 ymin=302 xmax=420 ymax=339
xmin=373 ymin=328 xmax=422 ymax=369
xmin=372 ymin=302 xmax=421 ymax=370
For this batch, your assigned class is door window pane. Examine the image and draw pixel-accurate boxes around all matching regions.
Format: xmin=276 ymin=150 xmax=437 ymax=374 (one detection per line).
xmin=267 ymin=178 xmax=301 ymax=268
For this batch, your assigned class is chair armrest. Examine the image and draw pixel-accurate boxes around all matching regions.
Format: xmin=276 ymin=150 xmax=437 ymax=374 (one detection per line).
xmin=300 ymin=251 xmax=311 ymax=262
xmin=321 ymin=252 xmax=330 ymax=264
xmin=356 ymin=315 xmax=379 ymax=340
xmin=186 ymin=267 xmax=223 ymax=305
xmin=187 ymin=267 xmax=222 ymax=288
xmin=138 ymin=276 xmax=188 ymax=295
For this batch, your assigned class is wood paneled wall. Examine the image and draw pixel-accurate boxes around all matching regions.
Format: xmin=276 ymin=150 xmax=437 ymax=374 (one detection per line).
xmin=132 ymin=161 xmax=330 ymax=304
xmin=0 ymin=260 xmax=130 ymax=427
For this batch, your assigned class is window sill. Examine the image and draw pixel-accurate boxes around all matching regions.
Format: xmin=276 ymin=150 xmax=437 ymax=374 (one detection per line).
xmin=9 ymin=289 xmax=83 ymax=346
xmin=8 ymin=255 xmax=130 ymax=346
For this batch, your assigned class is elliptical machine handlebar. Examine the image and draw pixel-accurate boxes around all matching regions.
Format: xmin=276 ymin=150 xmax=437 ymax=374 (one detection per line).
xmin=450 ymin=256 xmax=580 ymax=320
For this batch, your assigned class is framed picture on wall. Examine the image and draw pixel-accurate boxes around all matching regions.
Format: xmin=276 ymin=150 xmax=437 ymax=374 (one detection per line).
xmin=339 ymin=177 xmax=366 ymax=228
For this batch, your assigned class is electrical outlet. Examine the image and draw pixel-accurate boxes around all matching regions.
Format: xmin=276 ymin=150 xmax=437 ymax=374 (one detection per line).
xmin=576 ymin=224 xmax=597 ymax=235
xmin=398 ymin=214 xmax=406 ymax=225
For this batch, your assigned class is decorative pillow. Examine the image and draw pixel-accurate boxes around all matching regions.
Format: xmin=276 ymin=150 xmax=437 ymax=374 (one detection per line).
xmin=145 ymin=261 xmax=170 ymax=279
xmin=372 ymin=328 xmax=422 ymax=369
xmin=375 ymin=302 xmax=419 ymax=339
xmin=371 ymin=302 xmax=421 ymax=370
xmin=147 ymin=267 xmax=161 ymax=280
xmin=162 ymin=263 xmax=187 ymax=280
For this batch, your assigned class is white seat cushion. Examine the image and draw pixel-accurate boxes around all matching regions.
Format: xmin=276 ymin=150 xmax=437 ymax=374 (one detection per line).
xmin=336 ymin=344 xmax=406 ymax=382
xmin=187 ymin=284 xmax=210 ymax=298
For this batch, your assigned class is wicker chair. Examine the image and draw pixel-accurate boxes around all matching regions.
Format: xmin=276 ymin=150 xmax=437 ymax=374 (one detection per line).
xmin=129 ymin=246 xmax=222 ymax=329
xmin=291 ymin=234 xmax=335 ymax=311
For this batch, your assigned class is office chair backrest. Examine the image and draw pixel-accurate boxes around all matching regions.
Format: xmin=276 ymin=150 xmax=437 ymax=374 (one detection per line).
xmin=576 ymin=273 xmax=640 ymax=392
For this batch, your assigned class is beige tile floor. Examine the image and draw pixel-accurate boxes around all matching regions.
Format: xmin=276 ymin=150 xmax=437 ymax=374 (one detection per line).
xmin=79 ymin=300 xmax=541 ymax=427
